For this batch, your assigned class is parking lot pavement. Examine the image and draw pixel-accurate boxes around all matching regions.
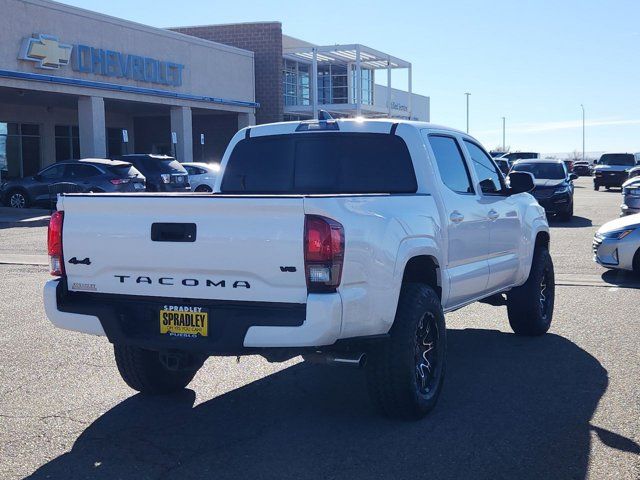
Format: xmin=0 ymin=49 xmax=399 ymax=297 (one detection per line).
xmin=0 ymin=177 xmax=638 ymax=479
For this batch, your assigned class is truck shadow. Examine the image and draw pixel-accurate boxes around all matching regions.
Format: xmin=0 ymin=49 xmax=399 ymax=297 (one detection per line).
xmin=28 ymin=329 xmax=633 ymax=480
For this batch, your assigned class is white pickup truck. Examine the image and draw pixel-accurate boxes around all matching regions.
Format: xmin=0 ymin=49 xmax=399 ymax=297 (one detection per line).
xmin=44 ymin=118 xmax=553 ymax=419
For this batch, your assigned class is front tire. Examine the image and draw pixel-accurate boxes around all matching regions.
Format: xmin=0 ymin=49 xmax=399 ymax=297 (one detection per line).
xmin=558 ymin=202 xmax=573 ymax=222
xmin=114 ymin=345 xmax=203 ymax=394
xmin=507 ymin=247 xmax=555 ymax=336
xmin=594 ymin=184 xmax=599 ymax=191
xmin=366 ymin=283 xmax=446 ymax=420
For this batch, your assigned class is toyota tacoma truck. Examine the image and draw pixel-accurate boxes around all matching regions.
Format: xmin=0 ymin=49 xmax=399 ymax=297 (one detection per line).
xmin=44 ymin=118 xmax=553 ymax=419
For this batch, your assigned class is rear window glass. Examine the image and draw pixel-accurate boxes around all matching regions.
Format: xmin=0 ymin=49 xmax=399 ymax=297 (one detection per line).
xmin=598 ymin=154 xmax=635 ymax=166
xmin=128 ymin=157 xmax=186 ymax=174
xmin=221 ymin=133 xmax=417 ymax=194
xmin=108 ymin=164 xmax=143 ymax=177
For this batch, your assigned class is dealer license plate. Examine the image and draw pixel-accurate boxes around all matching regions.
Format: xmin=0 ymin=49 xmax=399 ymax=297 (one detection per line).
xmin=160 ymin=305 xmax=208 ymax=338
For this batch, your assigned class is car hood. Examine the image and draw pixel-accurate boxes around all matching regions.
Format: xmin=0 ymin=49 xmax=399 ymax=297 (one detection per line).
xmin=622 ymin=177 xmax=640 ymax=189
xmin=533 ymin=179 xmax=566 ymax=188
xmin=594 ymin=165 xmax=632 ymax=172
xmin=597 ymin=214 xmax=640 ymax=234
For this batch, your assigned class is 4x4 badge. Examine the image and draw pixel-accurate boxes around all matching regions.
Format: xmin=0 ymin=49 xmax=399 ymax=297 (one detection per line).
xmin=68 ymin=257 xmax=91 ymax=265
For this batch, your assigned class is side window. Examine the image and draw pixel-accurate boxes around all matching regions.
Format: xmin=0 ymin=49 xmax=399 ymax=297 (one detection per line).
xmin=428 ymin=135 xmax=474 ymax=194
xmin=184 ymin=166 xmax=195 ymax=175
xmin=464 ymin=140 xmax=504 ymax=195
xmin=39 ymin=164 xmax=65 ymax=180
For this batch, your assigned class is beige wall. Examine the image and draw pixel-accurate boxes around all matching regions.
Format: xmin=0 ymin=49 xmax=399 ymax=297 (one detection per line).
xmin=0 ymin=0 xmax=256 ymax=111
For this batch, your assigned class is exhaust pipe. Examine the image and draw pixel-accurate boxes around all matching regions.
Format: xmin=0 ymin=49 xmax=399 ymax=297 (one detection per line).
xmin=303 ymin=352 xmax=367 ymax=369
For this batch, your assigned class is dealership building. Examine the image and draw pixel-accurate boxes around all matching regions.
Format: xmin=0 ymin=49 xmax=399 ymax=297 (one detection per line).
xmin=1 ymin=0 xmax=429 ymax=180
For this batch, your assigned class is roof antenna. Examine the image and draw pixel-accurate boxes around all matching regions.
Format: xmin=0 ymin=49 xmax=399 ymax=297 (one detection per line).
xmin=318 ymin=110 xmax=334 ymax=121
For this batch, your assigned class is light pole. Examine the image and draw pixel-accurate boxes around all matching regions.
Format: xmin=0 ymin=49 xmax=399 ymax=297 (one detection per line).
xmin=465 ymin=92 xmax=471 ymax=133
xmin=580 ymin=104 xmax=585 ymax=162
xmin=501 ymin=116 xmax=506 ymax=151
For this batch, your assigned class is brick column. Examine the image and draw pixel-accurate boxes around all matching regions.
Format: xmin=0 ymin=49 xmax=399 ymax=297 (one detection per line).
xmin=78 ymin=96 xmax=106 ymax=158
xmin=170 ymin=106 xmax=193 ymax=163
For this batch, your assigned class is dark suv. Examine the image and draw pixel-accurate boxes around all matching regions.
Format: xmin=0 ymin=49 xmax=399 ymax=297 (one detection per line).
xmin=0 ymin=158 xmax=145 ymax=208
xmin=593 ymin=153 xmax=637 ymax=190
xmin=115 ymin=154 xmax=190 ymax=192
xmin=511 ymin=159 xmax=577 ymax=221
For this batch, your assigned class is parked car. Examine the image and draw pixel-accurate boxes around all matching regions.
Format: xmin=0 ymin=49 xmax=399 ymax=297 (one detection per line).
xmin=573 ymin=160 xmax=592 ymax=176
xmin=593 ymin=214 xmax=640 ymax=275
xmin=593 ymin=153 xmax=638 ymax=190
xmin=44 ymin=118 xmax=553 ymax=420
xmin=627 ymin=165 xmax=640 ymax=180
xmin=510 ymin=159 xmax=576 ymax=221
xmin=115 ymin=154 xmax=190 ymax=192
xmin=499 ymin=152 xmax=540 ymax=162
xmin=494 ymin=157 xmax=511 ymax=175
xmin=621 ymin=177 xmax=640 ymax=216
xmin=181 ymin=162 xmax=219 ymax=192
xmin=0 ymin=158 xmax=145 ymax=208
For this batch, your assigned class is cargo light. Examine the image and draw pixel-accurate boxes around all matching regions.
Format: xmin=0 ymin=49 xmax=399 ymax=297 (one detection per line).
xmin=304 ymin=215 xmax=344 ymax=293
xmin=47 ymin=211 xmax=64 ymax=276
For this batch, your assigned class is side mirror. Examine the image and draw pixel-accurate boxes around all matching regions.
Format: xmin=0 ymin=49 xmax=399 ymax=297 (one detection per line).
xmin=507 ymin=171 xmax=535 ymax=194
xmin=33 ymin=174 xmax=42 ymax=182
xmin=569 ymin=173 xmax=578 ymax=181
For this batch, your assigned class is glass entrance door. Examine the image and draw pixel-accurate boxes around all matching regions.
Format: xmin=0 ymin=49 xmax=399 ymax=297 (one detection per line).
xmin=0 ymin=123 xmax=41 ymax=180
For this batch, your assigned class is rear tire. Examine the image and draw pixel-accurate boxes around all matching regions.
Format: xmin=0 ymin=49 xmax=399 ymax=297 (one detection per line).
xmin=114 ymin=345 xmax=203 ymax=394
xmin=366 ymin=283 xmax=446 ymax=420
xmin=6 ymin=189 xmax=29 ymax=208
xmin=507 ymin=247 xmax=555 ymax=336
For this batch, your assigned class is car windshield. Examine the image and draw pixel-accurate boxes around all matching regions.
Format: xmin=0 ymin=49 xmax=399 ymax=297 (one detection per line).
xmin=107 ymin=164 xmax=143 ymax=178
xmin=598 ymin=154 xmax=635 ymax=166
xmin=512 ymin=162 xmax=566 ymax=180
xmin=129 ymin=157 xmax=186 ymax=174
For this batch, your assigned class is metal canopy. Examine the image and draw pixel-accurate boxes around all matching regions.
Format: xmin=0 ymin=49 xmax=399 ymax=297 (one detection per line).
xmin=283 ymin=43 xmax=410 ymax=69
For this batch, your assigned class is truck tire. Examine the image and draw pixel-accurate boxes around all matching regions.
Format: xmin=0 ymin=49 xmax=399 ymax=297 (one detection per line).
xmin=366 ymin=283 xmax=446 ymax=420
xmin=114 ymin=345 xmax=203 ymax=394
xmin=506 ymin=247 xmax=555 ymax=336
xmin=558 ymin=202 xmax=573 ymax=222
xmin=594 ymin=184 xmax=599 ymax=191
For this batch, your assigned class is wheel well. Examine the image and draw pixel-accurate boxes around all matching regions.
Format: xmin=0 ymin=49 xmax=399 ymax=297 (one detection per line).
xmin=535 ymin=231 xmax=550 ymax=251
xmin=402 ymin=255 xmax=441 ymax=299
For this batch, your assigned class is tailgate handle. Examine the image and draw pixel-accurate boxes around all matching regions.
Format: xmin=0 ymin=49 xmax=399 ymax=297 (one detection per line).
xmin=151 ymin=223 xmax=197 ymax=242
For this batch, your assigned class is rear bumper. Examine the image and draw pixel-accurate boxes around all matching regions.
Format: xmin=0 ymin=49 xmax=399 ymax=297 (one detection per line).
xmin=43 ymin=280 xmax=342 ymax=354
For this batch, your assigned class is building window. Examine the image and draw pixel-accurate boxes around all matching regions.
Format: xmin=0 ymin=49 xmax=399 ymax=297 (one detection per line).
xmin=55 ymin=125 xmax=80 ymax=162
xmin=282 ymin=59 xmax=310 ymax=106
xmin=107 ymin=128 xmax=125 ymax=157
xmin=352 ymin=67 xmax=374 ymax=105
xmin=0 ymin=122 xmax=41 ymax=180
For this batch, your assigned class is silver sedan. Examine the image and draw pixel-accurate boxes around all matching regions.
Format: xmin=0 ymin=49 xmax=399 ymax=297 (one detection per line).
xmin=593 ymin=214 xmax=640 ymax=273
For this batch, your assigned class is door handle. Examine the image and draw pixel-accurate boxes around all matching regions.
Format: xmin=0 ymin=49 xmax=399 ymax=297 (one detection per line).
xmin=450 ymin=211 xmax=464 ymax=223
xmin=488 ymin=209 xmax=499 ymax=221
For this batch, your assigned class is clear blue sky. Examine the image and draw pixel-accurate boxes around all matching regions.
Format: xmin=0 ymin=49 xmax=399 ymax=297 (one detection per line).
xmin=61 ymin=0 xmax=640 ymax=154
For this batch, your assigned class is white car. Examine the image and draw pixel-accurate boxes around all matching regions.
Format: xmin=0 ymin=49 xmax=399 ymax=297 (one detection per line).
xmin=181 ymin=162 xmax=219 ymax=192
xmin=593 ymin=214 xmax=640 ymax=274
xmin=44 ymin=118 xmax=551 ymax=419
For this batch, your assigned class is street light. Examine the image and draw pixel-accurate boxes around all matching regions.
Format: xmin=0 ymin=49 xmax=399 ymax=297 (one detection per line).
xmin=580 ymin=104 xmax=585 ymax=163
xmin=465 ymin=92 xmax=471 ymax=133
xmin=502 ymin=116 xmax=506 ymax=151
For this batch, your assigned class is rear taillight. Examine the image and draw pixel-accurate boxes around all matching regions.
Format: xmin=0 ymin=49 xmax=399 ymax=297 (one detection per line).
xmin=48 ymin=211 xmax=64 ymax=276
xmin=304 ymin=215 xmax=344 ymax=293
xmin=109 ymin=178 xmax=131 ymax=185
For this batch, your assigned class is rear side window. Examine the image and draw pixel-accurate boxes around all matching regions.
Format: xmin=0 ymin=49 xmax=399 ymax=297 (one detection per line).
xmin=428 ymin=135 xmax=474 ymax=194
xmin=108 ymin=164 xmax=142 ymax=178
xmin=129 ymin=157 xmax=186 ymax=174
xmin=221 ymin=133 xmax=417 ymax=194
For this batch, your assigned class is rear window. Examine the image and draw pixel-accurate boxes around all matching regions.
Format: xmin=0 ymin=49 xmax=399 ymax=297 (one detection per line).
xmin=128 ymin=157 xmax=186 ymax=174
xmin=598 ymin=154 xmax=635 ymax=166
xmin=220 ymin=133 xmax=418 ymax=194
xmin=108 ymin=164 xmax=143 ymax=178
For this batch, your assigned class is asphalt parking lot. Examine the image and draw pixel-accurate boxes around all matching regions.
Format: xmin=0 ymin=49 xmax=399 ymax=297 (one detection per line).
xmin=0 ymin=176 xmax=638 ymax=480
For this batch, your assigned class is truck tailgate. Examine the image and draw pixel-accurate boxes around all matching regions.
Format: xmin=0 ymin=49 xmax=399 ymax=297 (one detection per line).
xmin=60 ymin=195 xmax=307 ymax=303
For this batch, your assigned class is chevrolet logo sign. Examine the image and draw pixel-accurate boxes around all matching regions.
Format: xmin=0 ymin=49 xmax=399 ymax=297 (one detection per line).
xmin=19 ymin=34 xmax=72 ymax=70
